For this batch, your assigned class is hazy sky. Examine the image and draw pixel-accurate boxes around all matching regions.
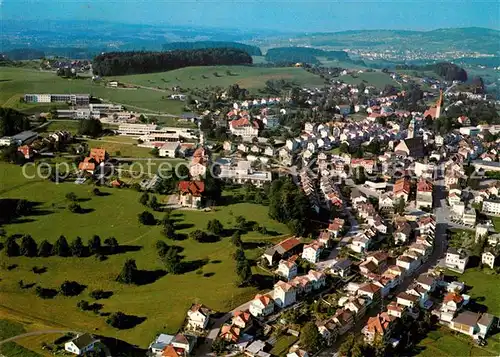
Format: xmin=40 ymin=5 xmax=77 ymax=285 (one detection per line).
xmin=2 ymin=0 xmax=499 ymax=32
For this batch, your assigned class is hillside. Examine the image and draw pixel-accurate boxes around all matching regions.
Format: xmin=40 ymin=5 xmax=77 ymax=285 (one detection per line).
xmin=262 ymin=27 xmax=500 ymax=55
xmin=162 ymin=41 xmax=262 ymax=56
xmin=113 ymin=65 xmax=326 ymax=91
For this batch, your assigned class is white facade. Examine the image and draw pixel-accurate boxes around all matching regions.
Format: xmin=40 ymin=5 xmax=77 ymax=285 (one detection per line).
xmin=482 ymin=200 xmax=500 ymax=215
xmin=482 ymin=252 xmax=497 ymax=269
xmin=159 ymin=142 xmax=180 ymax=158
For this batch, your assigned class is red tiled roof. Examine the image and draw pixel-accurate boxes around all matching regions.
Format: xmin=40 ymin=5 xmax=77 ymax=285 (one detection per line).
xmin=278 ymin=237 xmax=301 ymax=252
xmin=230 ymin=117 xmax=259 ymax=129
xmin=178 ymin=181 xmax=205 ymax=196
xmin=444 ymin=292 xmax=464 ymax=304
xmin=89 ymin=148 xmax=106 ymax=163
xmin=417 ymin=179 xmax=433 ymax=192
xmin=233 ymin=310 xmax=251 ymax=324
xmin=254 ymin=294 xmax=272 ymax=307
xmin=161 ymin=345 xmax=178 ymax=357
xmin=393 ymin=178 xmax=410 ymax=195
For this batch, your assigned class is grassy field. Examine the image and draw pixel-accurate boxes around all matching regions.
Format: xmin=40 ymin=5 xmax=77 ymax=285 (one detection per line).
xmin=338 ymin=71 xmax=399 ymax=89
xmin=0 ymin=67 xmax=185 ymax=114
xmin=83 ymin=137 xmax=155 ymax=158
xmin=269 ymin=334 xmax=298 ymax=356
xmin=446 ymin=268 xmax=500 ymax=316
xmin=0 ymin=319 xmax=44 ymax=357
xmin=113 ymin=65 xmax=326 ymax=92
xmin=0 ymin=162 xmax=288 ymax=348
xmin=417 ymin=328 xmax=500 ymax=357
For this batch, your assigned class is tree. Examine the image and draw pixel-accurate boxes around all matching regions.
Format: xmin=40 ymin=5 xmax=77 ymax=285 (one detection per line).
xmin=92 ymin=188 xmax=101 ymax=196
xmin=207 ymin=219 xmax=223 ymax=235
xmin=339 ymin=142 xmax=349 ymax=154
xmin=236 ymin=258 xmax=252 ymax=286
xmin=52 ymin=235 xmax=70 ymax=257
xmin=20 ymin=235 xmax=37 ymax=257
xmin=235 ymin=216 xmax=247 ymax=231
xmin=15 ymin=199 xmax=29 ymax=216
xmin=190 ymin=229 xmax=207 ymax=242
xmin=163 ymin=247 xmax=182 ymax=274
xmin=151 ymin=147 xmax=159 ymax=157
xmin=104 ymin=237 xmax=119 ymax=254
xmin=68 ymin=202 xmax=82 ymax=213
xmin=70 ymin=237 xmax=85 ymax=257
xmin=38 ymin=240 xmax=52 ymax=257
xmin=78 ymin=119 xmax=103 ymax=137
xmin=88 ymin=235 xmax=102 ymax=255
xmin=4 ymin=236 xmax=20 ymax=257
xmin=65 ymin=192 xmax=78 ymax=202
xmin=77 ymin=300 xmax=90 ymax=311
xmin=231 ymin=231 xmax=243 ymax=247
xmin=138 ymin=211 xmax=156 ymax=225
xmin=59 ymin=281 xmax=84 ymax=296
xmin=156 ymin=240 xmax=169 ymax=257
xmin=338 ymin=334 xmax=356 ymax=357
xmin=116 ymin=259 xmax=138 ymax=284
xmin=394 ymin=197 xmax=406 ymax=215
xmin=300 ymin=321 xmax=322 ymax=352
xmin=162 ymin=222 xmax=176 ymax=240
xmin=106 ymin=311 xmax=128 ymax=329
xmin=353 ymin=166 xmax=366 ymax=185
xmin=139 ymin=192 xmax=149 ymax=206
xmin=149 ymin=195 xmax=160 ymax=211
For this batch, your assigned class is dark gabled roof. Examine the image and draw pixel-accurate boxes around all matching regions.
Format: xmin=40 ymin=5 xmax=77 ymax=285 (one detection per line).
xmin=452 ymin=311 xmax=480 ymax=327
xmin=70 ymin=333 xmax=98 ymax=349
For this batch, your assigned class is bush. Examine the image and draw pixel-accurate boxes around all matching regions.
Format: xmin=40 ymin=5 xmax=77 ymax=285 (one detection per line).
xmin=189 ymin=229 xmax=207 ymax=242
xmin=59 ymin=281 xmax=85 ymax=296
xmin=68 ymin=202 xmax=82 ymax=213
xmin=138 ymin=211 xmax=156 ymax=225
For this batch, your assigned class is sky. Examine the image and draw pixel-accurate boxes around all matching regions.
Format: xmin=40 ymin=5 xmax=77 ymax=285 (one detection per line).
xmin=2 ymin=0 xmax=499 ymax=33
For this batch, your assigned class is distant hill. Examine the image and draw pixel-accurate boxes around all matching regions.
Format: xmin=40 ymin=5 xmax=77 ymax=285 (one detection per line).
xmin=162 ymin=41 xmax=262 ymax=56
xmin=3 ymin=48 xmax=45 ymax=60
xmin=283 ymin=27 xmax=500 ymax=54
xmin=265 ymin=47 xmax=350 ymax=65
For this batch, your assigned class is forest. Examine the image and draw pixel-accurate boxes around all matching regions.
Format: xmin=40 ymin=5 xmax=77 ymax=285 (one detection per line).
xmin=265 ymin=47 xmax=350 ymax=65
xmin=162 ymin=41 xmax=262 ymax=56
xmin=396 ymin=62 xmax=468 ymax=82
xmin=92 ymin=48 xmax=253 ymax=76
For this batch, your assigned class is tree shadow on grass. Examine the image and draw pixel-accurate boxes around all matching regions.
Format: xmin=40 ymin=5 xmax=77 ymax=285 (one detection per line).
xmin=77 ymin=208 xmax=95 ymax=214
xmin=135 ymin=269 xmax=167 ymax=286
xmin=203 ymin=272 xmax=215 ymax=278
xmin=37 ymin=288 xmax=58 ymax=299
xmin=251 ymin=274 xmax=275 ymax=290
xmin=182 ymin=258 xmax=209 ymax=273
xmin=211 ymin=260 xmax=222 ymax=264
xmin=32 ymin=266 xmax=47 ymax=274
xmin=101 ymin=245 xmax=142 ymax=256
xmin=175 ymin=223 xmax=195 ymax=230
xmin=98 ymin=336 xmax=147 ymax=356
xmin=467 ymin=297 xmax=488 ymax=314
xmin=242 ymin=241 xmax=266 ymax=250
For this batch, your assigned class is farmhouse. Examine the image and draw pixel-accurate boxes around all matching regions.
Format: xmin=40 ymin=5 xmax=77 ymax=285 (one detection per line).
xmin=64 ymin=334 xmax=99 ymax=355
xmin=263 ymin=237 xmax=302 ymax=266
xmin=186 ymin=304 xmax=211 ymax=330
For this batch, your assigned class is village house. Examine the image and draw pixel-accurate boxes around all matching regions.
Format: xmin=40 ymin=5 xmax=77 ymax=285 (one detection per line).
xmin=220 ymin=325 xmax=241 ymax=343
xmin=416 ymin=178 xmax=433 ymax=209
xmin=393 ymin=178 xmax=411 ymax=202
xmin=78 ymin=148 xmax=108 ymax=174
xmin=159 ymin=141 xmax=180 ymax=158
xmin=276 ymin=257 xmax=298 ymax=281
xmin=186 ymin=304 xmax=211 ymax=330
xmin=362 ymin=312 xmax=398 ymax=344
xmin=229 ymin=117 xmax=259 ymax=140
xmin=332 ymin=308 xmax=355 ymax=335
xmin=64 ymin=334 xmax=99 ymax=356
xmin=308 ymin=269 xmax=327 ymax=290
xmin=445 ymin=248 xmax=469 ymax=273
xmin=301 ymin=240 xmax=324 ymax=264
xmin=357 ymin=283 xmax=382 ymax=302
xmin=331 ymin=259 xmax=352 ymax=278
xmin=387 ymin=301 xmax=407 ymax=318
xmin=287 ymin=347 xmax=309 ymax=357
xmin=273 ymin=280 xmax=297 ymax=308
xmin=178 ymin=181 xmax=205 ymax=208
xmin=440 ymin=292 xmax=465 ymax=322
xmin=263 ymin=237 xmax=302 ymax=266
xmin=232 ymin=310 xmax=253 ymax=331
xmin=17 ymin=145 xmax=34 ymax=159
xmin=249 ymin=294 xmax=275 ymax=318
xmin=481 ymin=250 xmax=499 ymax=269
xmin=189 ymin=147 xmax=209 ymax=178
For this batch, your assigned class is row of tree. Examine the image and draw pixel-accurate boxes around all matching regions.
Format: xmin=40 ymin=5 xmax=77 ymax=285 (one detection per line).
xmin=2 ymin=235 xmax=118 ymax=258
xmin=92 ymin=48 xmax=253 ymax=76
xmin=162 ymin=41 xmax=262 ymax=56
xmin=268 ymin=177 xmax=312 ymax=236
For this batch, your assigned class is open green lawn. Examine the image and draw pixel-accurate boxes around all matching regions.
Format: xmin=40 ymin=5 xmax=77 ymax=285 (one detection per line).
xmin=417 ymin=328 xmax=500 ymax=357
xmin=83 ymin=137 xmax=154 ymax=158
xmin=269 ymin=334 xmax=298 ymax=357
xmin=446 ymin=268 xmax=500 ymax=316
xmin=0 ymin=67 xmax=185 ymax=114
xmin=0 ymin=162 xmax=288 ymax=347
xmin=0 ymin=319 xmax=42 ymax=357
xmin=338 ymin=71 xmax=399 ymax=89
xmin=112 ymin=65 xmax=325 ymax=92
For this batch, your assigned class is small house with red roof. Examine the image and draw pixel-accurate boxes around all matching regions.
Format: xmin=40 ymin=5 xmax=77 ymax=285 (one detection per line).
xmin=276 ymin=256 xmax=298 ymax=281
xmin=220 ymin=325 xmax=240 ymax=343
xmin=232 ymin=310 xmax=253 ymax=331
xmin=249 ymin=294 xmax=275 ymax=317
xmin=178 ymin=181 xmax=205 ymax=208
xmin=362 ymin=312 xmax=397 ymax=344
xmin=416 ymin=178 xmax=433 ymax=209
xmin=263 ymin=237 xmax=302 ymax=266
xmin=78 ymin=148 xmax=108 ymax=174
xmin=186 ymin=304 xmax=211 ymax=330
xmin=17 ymin=145 xmax=34 ymax=159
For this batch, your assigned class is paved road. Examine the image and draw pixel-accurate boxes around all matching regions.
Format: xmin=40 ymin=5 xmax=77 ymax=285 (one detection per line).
xmin=0 ymin=331 xmax=112 ymax=357
xmin=196 ymin=301 xmax=252 ymax=357
xmin=319 ymin=180 xmax=449 ymax=355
